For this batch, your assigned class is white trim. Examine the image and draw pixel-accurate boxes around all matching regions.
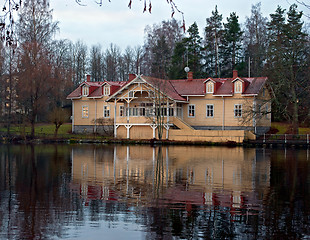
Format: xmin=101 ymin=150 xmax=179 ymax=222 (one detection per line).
xmin=234 ymin=104 xmax=242 ymax=118
xmin=213 ymin=94 xmax=233 ymax=97
xmin=104 ymin=85 xmax=110 ymax=96
xmin=241 ymin=94 xmax=258 ymax=96
xmin=82 ymin=85 xmax=89 ymax=96
xmin=188 ymin=104 xmax=195 ymax=118
xmin=88 ymin=96 xmax=103 ymax=99
xmin=181 ymin=95 xmax=205 ymax=97
xmin=72 ymin=100 xmax=74 ymax=132
xmin=82 ymin=105 xmax=89 ymax=118
xmin=206 ymin=104 xmax=214 ymax=118
xmin=67 ymin=97 xmax=82 ymax=100
xmin=203 ymin=78 xmax=216 ymax=83
xmin=119 ymin=105 xmax=124 ymax=117
xmin=234 ymin=81 xmax=242 ymax=93
xmin=206 ymin=81 xmax=214 ymax=94
xmin=103 ymin=104 xmax=110 ymax=118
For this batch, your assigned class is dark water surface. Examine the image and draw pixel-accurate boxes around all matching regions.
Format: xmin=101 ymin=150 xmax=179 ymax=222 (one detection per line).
xmin=0 ymin=144 xmax=309 ymax=239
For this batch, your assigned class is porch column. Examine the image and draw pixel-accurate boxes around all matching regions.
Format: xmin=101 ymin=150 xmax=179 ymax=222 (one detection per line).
xmin=150 ymin=124 xmax=157 ymax=138
xmin=71 ymin=100 xmax=74 ymax=133
xmin=127 ymin=101 xmax=130 ymax=123
xmin=114 ymin=99 xmax=117 ymax=138
xmin=165 ymin=125 xmax=170 ymax=140
xmin=222 ymin=96 xmax=225 ymax=131
xmin=253 ymin=97 xmax=257 ymax=134
xmin=166 ymin=100 xmax=169 ymax=140
xmin=94 ymin=100 xmax=97 ymax=133
xmin=125 ymin=125 xmax=132 ymax=139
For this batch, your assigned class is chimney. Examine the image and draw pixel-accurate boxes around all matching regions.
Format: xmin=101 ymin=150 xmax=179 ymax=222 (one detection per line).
xmin=129 ymin=74 xmax=136 ymax=81
xmin=187 ymin=71 xmax=193 ymax=81
xmin=233 ymin=70 xmax=238 ymax=79
xmin=86 ymin=74 xmax=91 ymax=82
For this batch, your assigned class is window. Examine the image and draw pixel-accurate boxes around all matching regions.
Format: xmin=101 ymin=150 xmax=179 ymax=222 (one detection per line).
xmin=82 ymin=86 xmax=89 ymax=96
xmin=188 ymin=105 xmax=195 ymax=117
xmin=263 ymin=88 xmax=266 ymax=97
xmin=104 ymin=105 xmax=110 ymax=118
xmin=206 ymin=82 xmax=214 ymax=93
xmin=82 ymin=105 xmax=89 ymax=118
xmin=234 ymin=104 xmax=242 ymax=118
xmin=206 ymin=104 xmax=214 ymax=118
xmin=119 ymin=105 xmax=124 ymax=117
xmin=266 ymin=105 xmax=269 ymax=119
xmin=234 ymin=81 xmax=242 ymax=93
xmin=132 ymin=107 xmax=138 ymax=116
xmin=104 ymin=85 xmax=110 ymax=96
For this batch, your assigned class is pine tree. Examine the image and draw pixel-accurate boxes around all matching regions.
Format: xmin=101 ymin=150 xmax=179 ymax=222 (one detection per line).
xmin=169 ymin=22 xmax=203 ymax=79
xmin=267 ymin=4 xmax=309 ymax=133
xmin=204 ymin=6 xmax=223 ymax=77
xmin=221 ymin=12 xmax=243 ymax=77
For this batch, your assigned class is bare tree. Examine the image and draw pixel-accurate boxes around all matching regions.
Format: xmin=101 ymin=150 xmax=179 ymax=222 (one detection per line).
xmin=91 ymin=117 xmax=114 ymax=136
xmin=243 ymin=3 xmax=268 ymax=77
xmin=89 ymin=44 xmax=104 ymax=81
xmin=16 ymin=0 xmax=59 ymax=138
xmin=48 ymin=107 xmax=69 ymax=137
xmin=71 ymin=40 xmax=88 ymax=86
xmin=104 ymin=43 xmax=121 ymax=81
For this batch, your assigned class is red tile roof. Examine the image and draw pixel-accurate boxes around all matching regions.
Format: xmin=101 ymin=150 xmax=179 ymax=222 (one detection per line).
xmin=67 ymin=75 xmax=268 ymax=100
xmin=142 ymin=76 xmax=187 ymax=101
xmin=67 ymin=81 xmax=126 ymax=99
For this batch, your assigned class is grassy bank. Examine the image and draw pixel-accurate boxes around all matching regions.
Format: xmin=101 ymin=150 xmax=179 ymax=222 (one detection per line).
xmin=271 ymin=122 xmax=310 ymax=134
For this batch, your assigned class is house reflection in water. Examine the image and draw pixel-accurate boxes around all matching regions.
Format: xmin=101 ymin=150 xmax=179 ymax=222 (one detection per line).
xmin=70 ymin=145 xmax=270 ymax=214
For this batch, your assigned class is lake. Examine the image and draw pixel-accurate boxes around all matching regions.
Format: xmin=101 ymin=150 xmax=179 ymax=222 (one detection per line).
xmin=0 ymin=144 xmax=309 ymax=239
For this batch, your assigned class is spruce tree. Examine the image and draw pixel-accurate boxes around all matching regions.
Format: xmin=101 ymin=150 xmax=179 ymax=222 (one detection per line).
xmin=267 ymin=4 xmax=309 ymax=133
xmin=204 ymin=6 xmax=223 ymax=77
xmin=221 ymin=12 xmax=243 ymax=77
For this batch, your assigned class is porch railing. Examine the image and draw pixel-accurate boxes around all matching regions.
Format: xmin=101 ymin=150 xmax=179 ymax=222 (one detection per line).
xmin=257 ymin=134 xmax=310 ymax=144
xmin=123 ymin=106 xmax=182 ymax=118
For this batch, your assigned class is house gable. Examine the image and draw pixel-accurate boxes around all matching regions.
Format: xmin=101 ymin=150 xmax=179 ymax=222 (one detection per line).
xmin=107 ymin=75 xmax=186 ymax=103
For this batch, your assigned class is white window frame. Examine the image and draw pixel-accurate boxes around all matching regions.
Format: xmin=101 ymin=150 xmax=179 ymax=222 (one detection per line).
xmin=206 ymin=104 xmax=214 ymax=118
xmin=188 ymin=104 xmax=195 ymax=118
xmin=104 ymin=105 xmax=110 ymax=118
xmin=265 ymin=105 xmax=269 ymax=119
xmin=82 ymin=86 xmax=89 ymax=96
xmin=234 ymin=104 xmax=242 ymax=118
xmin=206 ymin=82 xmax=214 ymax=93
xmin=234 ymin=81 xmax=242 ymax=93
xmin=82 ymin=105 xmax=89 ymax=118
xmin=104 ymin=85 xmax=110 ymax=96
xmin=263 ymin=88 xmax=266 ymax=97
xmin=119 ymin=105 xmax=124 ymax=117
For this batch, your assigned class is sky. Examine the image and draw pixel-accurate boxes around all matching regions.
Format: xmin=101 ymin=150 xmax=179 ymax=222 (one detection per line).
xmin=49 ymin=0 xmax=309 ymax=51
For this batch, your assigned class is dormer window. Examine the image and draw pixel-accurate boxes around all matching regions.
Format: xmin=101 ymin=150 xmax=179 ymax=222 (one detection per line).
xmin=104 ymin=85 xmax=110 ymax=96
xmin=82 ymin=85 xmax=89 ymax=96
xmin=206 ymin=81 xmax=214 ymax=93
xmin=234 ymin=81 xmax=242 ymax=93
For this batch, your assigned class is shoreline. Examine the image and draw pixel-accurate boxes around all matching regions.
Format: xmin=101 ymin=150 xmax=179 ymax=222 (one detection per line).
xmin=1 ymin=136 xmax=309 ymax=148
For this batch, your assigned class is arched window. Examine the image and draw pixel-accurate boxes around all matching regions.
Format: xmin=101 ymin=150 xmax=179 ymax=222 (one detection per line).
xmin=206 ymin=81 xmax=214 ymax=93
xmin=234 ymin=81 xmax=242 ymax=93
xmin=82 ymin=86 xmax=89 ymax=96
xmin=104 ymin=85 xmax=110 ymax=96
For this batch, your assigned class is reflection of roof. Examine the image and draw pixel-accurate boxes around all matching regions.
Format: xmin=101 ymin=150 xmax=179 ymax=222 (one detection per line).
xmin=67 ymin=74 xmax=268 ymax=100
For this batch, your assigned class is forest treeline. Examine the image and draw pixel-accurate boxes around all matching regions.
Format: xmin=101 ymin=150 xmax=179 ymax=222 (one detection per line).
xmin=0 ymin=0 xmax=309 ymax=134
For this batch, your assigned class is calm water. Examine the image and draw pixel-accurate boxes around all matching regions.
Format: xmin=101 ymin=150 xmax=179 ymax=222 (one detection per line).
xmin=0 ymin=144 xmax=309 ymax=240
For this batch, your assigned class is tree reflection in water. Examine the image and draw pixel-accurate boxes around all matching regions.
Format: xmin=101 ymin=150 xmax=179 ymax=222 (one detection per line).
xmin=0 ymin=145 xmax=309 ymax=239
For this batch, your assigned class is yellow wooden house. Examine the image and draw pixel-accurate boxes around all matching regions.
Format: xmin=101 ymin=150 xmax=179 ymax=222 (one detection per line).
xmin=67 ymin=71 xmax=271 ymax=142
